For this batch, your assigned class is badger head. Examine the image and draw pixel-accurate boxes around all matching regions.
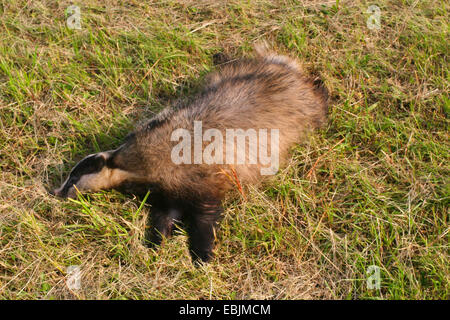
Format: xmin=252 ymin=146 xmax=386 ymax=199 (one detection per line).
xmin=52 ymin=151 xmax=132 ymax=199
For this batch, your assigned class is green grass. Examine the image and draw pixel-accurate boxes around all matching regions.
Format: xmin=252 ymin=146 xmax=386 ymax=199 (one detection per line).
xmin=0 ymin=0 xmax=448 ymax=299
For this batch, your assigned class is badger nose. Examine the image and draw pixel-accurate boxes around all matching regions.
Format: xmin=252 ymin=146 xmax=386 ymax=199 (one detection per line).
xmin=50 ymin=189 xmax=62 ymax=197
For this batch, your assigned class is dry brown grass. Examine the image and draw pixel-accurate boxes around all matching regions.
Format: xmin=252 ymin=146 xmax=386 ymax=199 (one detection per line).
xmin=0 ymin=0 xmax=448 ymax=299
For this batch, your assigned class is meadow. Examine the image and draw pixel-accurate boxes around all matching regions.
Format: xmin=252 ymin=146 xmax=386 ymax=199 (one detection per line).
xmin=0 ymin=0 xmax=448 ymax=299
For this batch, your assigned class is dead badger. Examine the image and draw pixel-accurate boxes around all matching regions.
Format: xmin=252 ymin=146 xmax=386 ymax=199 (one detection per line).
xmin=53 ymin=46 xmax=328 ymax=263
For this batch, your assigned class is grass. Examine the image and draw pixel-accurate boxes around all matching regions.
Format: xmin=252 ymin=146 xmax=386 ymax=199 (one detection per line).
xmin=0 ymin=0 xmax=448 ymax=299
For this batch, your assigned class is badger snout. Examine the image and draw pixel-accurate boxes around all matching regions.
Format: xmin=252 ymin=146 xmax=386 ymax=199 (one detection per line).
xmin=50 ymin=186 xmax=66 ymax=198
xmin=50 ymin=184 xmax=77 ymax=199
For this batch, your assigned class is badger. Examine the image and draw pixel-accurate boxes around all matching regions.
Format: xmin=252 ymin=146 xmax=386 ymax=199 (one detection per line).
xmin=52 ymin=45 xmax=328 ymax=263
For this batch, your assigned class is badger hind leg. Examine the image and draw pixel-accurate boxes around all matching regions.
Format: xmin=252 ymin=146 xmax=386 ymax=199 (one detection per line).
xmin=185 ymin=200 xmax=223 ymax=263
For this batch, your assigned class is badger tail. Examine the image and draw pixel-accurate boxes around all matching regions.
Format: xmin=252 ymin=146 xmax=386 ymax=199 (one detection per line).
xmin=254 ymin=41 xmax=329 ymax=123
xmin=253 ymin=41 xmax=302 ymax=72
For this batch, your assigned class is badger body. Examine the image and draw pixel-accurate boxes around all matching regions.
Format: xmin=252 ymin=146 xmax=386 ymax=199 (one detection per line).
xmin=53 ymin=47 xmax=328 ymax=263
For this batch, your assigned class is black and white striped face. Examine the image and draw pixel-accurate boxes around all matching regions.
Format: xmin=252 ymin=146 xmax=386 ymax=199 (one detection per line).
xmin=52 ymin=144 xmax=141 ymax=199
xmin=52 ymin=153 xmax=109 ymax=199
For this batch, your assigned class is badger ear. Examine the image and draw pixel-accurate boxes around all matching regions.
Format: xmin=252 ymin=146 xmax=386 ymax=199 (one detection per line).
xmin=103 ymin=144 xmax=131 ymax=170
xmin=102 ymin=149 xmax=120 ymax=169
xmin=92 ymin=153 xmax=107 ymax=171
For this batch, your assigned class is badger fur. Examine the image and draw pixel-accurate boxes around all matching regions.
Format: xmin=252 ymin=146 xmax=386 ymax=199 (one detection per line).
xmin=53 ymin=45 xmax=328 ymax=263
